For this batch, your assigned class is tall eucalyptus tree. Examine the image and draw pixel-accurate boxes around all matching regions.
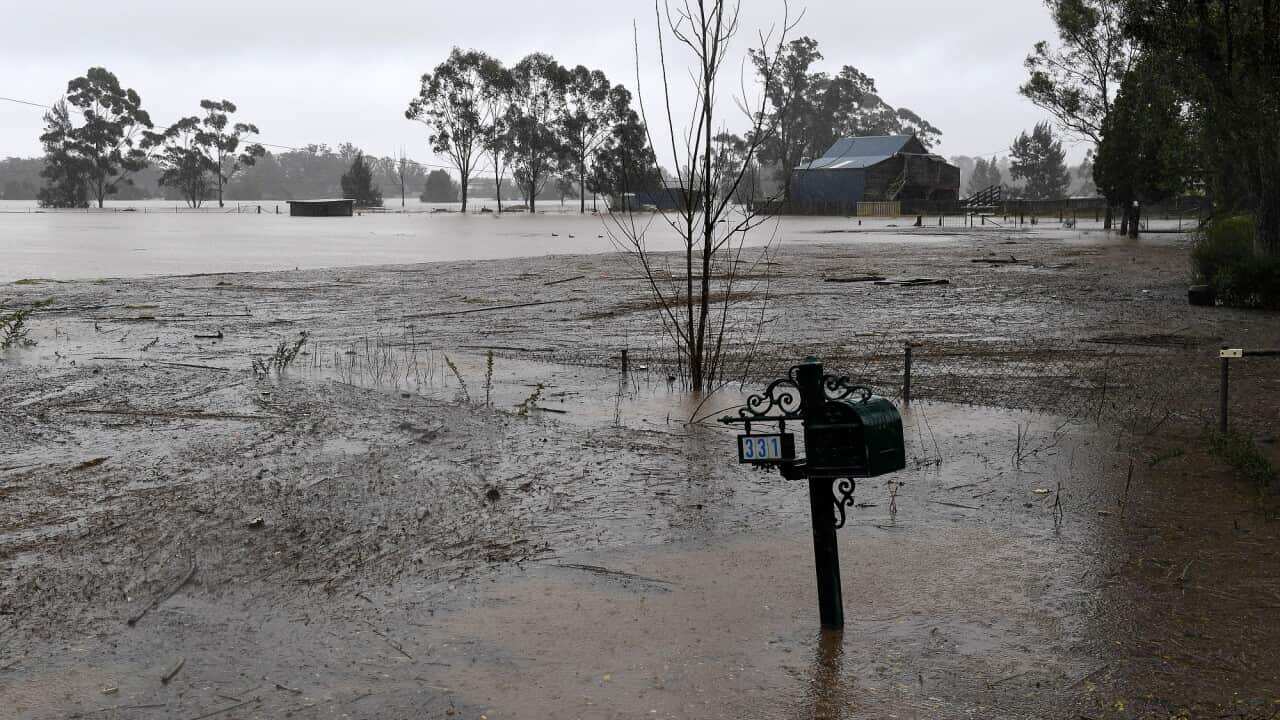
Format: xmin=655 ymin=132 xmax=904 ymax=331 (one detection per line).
xmin=198 ymin=100 xmax=265 ymax=208
xmin=407 ymin=48 xmax=490 ymax=212
xmin=506 ymin=53 xmax=568 ymax=213
xmin=63 ymin=67 xmax=153 ymax=207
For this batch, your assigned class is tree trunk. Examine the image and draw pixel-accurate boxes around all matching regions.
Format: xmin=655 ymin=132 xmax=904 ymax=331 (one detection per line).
xmin=218 ymin=175 xmax=225 ymax=208
xmin=528 ymin=181 xmax=536 ymax=213
xmin=1120 ymin=206 xmax=1130 ymax=236
xmin=460 ymin=172 xmax=469 ymax=212
xmin=495 ymin=167 xmax=503 ymax=214
xmin=1104 ymin=205 xmax=1113 ymax=230
xmin=1129 ymin=204 xmax=1140 ymax=238
xmin=1259 ymin=178 xmax=1280 ymax=257
xmin=686 ymin=225 xmax=697 ymax=391
xmin=579 ymin=159 xmax=587 ymax=214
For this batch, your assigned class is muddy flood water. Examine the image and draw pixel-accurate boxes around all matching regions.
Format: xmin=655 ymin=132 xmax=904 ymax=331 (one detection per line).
xmin=2 ymin=214 xmax=1278 ymax=719
xmin=0 ymin=202 xmax=1191 ymax=282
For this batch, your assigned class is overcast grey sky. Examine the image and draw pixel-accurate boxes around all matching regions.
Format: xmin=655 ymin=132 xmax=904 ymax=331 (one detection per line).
xmin=0 ymin=0 xmax=1084 ymax=167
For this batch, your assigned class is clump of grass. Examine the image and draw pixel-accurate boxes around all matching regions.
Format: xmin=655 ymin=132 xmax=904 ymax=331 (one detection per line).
xmin=516 ymin=383 xmax=544 ymax=416
xmin=1208 ymin=431 xmax=1276 ymax=487
xmin=483 ymin=350 xmax=494 ymax=407
xmin=444 ymin=354 xmax=471 ymax=403
xmin=253 ymin=332 xmax=308 ymax=375
xmin=1147 ymin=446 xmax=1186 ymax=467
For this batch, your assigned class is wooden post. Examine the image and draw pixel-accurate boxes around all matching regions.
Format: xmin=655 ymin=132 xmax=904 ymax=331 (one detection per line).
xmin=1220 ymin=348 xmax=1229 ymax=434
xmin=903 ymin=342 xmax=913 ymax=406
xmin=621 ymin=349 xmax=629 ymax=374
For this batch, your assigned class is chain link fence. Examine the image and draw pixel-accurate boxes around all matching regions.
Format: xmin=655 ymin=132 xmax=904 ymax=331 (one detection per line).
xmin=739 ymin=335 xmax=1267 ymax=436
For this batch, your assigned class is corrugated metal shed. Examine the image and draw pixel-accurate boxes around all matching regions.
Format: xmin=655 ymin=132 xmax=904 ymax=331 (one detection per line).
xmin=802 ymin=135 xmax=915 ymax=170
xmin=792 ymin=168 xmax=866 ymax=202
xmin=286 ymin=199 xmax=355 ymax=217
xmin=788 ymin=134 xmax=961 ymax=212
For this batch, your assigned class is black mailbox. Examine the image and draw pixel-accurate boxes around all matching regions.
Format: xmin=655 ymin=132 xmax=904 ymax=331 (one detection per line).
xmin=719 ymin=357 xmax=906 ymax=630
xmin=805 ymin=397 xmax=905 ymax=477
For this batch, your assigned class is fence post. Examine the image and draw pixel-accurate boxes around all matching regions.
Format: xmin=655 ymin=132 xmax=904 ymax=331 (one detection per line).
xmin=621 ymin=349 xmax=629 ymax=374
xmin=1219 ymin=348 xmax=1229 ymax=434
xmin=903 ymin=342 xmax=913 ymax=406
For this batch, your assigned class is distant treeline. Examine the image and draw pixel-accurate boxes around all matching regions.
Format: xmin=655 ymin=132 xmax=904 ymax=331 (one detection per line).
xmin=948 ymin=154 xmax=1097 ymax=199
xmin=0 ymin=147 xmax=558 ymax=204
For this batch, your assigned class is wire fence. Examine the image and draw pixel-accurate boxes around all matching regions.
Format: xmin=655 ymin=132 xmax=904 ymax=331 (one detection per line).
xmin=0 ymin=202 xmax=603 ymax=216
xmin=0 ymin=204 xmax=285 ymax=214
xmin=738 ymin=335 xmax=1266 ymax=435
xmin=750 ymin=196 xmax=1209 ymax=226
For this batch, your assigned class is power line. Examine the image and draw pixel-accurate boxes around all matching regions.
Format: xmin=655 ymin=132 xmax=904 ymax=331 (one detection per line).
xmin=0 ymin=93 xmax=470 ymax=174
xmin=0 ymin=95 xmax=55 ymax=110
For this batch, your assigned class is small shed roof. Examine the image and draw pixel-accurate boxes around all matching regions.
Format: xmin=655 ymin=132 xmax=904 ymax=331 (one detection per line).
xmin=286 ymin=199 xmax=356 ymax=205
xmin=800 ymin=134 xmax=915 ymax=170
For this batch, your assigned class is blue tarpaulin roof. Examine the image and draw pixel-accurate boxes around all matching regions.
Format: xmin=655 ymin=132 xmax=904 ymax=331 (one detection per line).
xmin=800 ymin=135 xmax=914 ymax=170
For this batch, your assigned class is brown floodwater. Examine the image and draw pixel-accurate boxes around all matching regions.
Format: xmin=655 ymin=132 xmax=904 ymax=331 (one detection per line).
xmin=3 ymin=221 xmax=1276 ymax=719
xmin=0 ymin=205 xmax=1192 ymax=283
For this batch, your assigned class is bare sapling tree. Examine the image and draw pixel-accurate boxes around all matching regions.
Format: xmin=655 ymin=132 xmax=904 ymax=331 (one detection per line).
xmin=606 ymin=0 xmax=794 ymax=393
xmin=390 ymin=148 xmax=421 ymax=207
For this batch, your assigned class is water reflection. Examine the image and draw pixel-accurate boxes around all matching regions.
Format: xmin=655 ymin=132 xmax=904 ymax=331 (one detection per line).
xmin=807 ymin=628 xmax=849 ymax=720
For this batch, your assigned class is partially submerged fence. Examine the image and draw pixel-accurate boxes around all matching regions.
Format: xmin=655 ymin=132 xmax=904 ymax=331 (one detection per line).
xmin=749 ymin=195 xmax=1209 ymax=225
xmin=857 ymin=201 xmax=900 ymax=217
xmin=747 ymin=335 xmax=1245 ymax=433
xmin=3 ymin=203 xmax=287 ymax=214
xmin=1218 ymin=347 xmax=1280 ymax=432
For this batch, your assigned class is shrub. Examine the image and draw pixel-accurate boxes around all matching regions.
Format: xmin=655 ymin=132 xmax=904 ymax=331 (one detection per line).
xmin=1191 ymin=215 xmax=1280 ymax=309
xmin=1 ymin=308 xmax=33 ymax=349
xmin=0 ymin=301 xmax=52 ymax=349
xmin=251 ymin=332 xmax=308 ymax=374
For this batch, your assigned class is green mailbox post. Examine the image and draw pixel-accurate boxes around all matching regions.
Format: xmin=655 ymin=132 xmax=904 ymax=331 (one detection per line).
xmin=719 ymin=357 xmax=905 ymax=628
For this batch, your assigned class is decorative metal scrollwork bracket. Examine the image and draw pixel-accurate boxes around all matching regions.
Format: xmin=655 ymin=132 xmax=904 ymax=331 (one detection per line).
xmin=719 ymin=362 xmax=878 ymax=530
xmin=822 ymin=375 xmax=873 ymax=404
xmin=833 ymin=479 xmax=857 ymax=529
xmin=735 ymin=373 xmax=804 ymax=422
xmin=724 ymin=369 xmax=873 ymax=426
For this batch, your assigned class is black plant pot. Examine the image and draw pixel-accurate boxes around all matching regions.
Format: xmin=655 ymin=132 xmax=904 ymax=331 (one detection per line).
xmin=1188 ymin=284 xmax=1216 ymax=306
